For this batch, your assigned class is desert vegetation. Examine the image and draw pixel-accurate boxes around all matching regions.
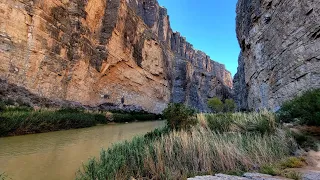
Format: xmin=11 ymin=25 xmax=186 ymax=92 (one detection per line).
xmin=163 ymin=103 xmax=197 ymax=130
xmin=76 ymin=105 xmax=297 ymax=180
xmin=0 ymin=102 xmax=160 ymax=137
xmin=207 ymin=97 xmax=236 ymax=113
xmin=259 ymin=157 xmax=305 ymax=180
xmin=277 ymin=89 xmax=320 ymax=126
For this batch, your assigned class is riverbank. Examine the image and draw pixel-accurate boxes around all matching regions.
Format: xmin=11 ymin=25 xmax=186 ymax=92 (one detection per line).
xmin=0 ymin=104 xmax=161 ymax=137
xmin=76 ymin=112 xmax=302 ymax=179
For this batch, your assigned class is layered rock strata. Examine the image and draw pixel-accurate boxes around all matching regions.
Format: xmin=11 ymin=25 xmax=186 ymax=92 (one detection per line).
xmin=0 ymin=0 xmax=232 ymax=113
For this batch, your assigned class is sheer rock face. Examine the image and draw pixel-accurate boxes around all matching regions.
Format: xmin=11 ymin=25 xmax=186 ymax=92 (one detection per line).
xmin=0 ymin=0 xmax=232 ymax=113
xmin=234 ymin=0 xmax=320 ymax=111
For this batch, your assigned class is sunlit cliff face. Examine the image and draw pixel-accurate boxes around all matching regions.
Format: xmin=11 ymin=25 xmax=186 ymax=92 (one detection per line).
xmin=0 ymin=0 xmax=232 ymax=113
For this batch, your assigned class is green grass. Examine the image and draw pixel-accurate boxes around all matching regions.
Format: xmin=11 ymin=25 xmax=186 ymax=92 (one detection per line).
xmin=260 ymin=164 xmax=281 ymax=176
xmin=76 ymin=112 xmax=296 ymax=180
xmin=0 ymin=109 xmax=98 ymax=136
xmin=0 ymin=104 xmax=159 ymax=137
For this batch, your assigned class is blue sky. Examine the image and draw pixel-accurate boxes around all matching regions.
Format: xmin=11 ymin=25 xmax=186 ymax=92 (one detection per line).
xmin=158 ymin=0 xmax=240 ymax=76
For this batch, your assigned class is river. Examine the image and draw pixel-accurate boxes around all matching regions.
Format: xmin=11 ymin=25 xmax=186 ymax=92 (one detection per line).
xmin=0 ymin=121 xmax=165 ymax=180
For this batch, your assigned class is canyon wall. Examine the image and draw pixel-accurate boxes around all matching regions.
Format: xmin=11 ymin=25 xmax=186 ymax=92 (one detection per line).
xmin=234 ymin=0 xmax=320 ymax=111
xmin=0 ymin=0 xmax=232 ymax=113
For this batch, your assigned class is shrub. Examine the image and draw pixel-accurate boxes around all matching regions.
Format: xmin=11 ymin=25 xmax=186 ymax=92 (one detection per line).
xmin=259 ymin=157 xmax=304 ymax=180
xmin=132 ymin=113 xmax=157 ymax=121
xmin=94 ymin=113 xmax=107 ymax=124
xmin=57 ymin=107 xmax=84 ymax=113
xmin=112 ymin=113 xmax=133 ymax=123
xmin=259 ymin=165 xmax=280 ymax=176
xmin=203 ymin=111 xmax=277 ymax=134
xmin=277 ymin=89 xmax=320 ymax=126
xmin=110 ymin=113 xmax=158 ymax=123
xmin=280 ymin=157 xmax=306 ymax=168
xmin=291 ymin=131 xmax=319 ymax=151
xmin=163 ymin=103 xmax=197 ymax=130
xmin=282 ymin=170 xmax=302 ymax=180
xmin=0 ymin=101 xmax=5 ymax=112
xmin=208 ymin=97 xmax=224 ymax=113
xmin=224 ymin=99 xmax=236 ymax=112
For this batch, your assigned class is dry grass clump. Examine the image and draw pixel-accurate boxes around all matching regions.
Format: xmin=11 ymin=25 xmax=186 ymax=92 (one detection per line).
xmin=143 ymin=127 xmax=293 ymax=179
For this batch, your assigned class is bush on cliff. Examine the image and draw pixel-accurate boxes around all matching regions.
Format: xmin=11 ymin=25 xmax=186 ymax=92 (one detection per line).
xmin=277 ymin=89 xmax=320 ymax=126
xmin=163 ymin=103 xmax=197 ymax=130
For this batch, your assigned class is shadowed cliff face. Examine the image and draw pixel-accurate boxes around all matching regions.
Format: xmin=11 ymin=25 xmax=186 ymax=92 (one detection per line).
xmin=0 ymin=0 xmax=232 ymax=113
xmin=234 ymin=0 xmax=320 ymax=111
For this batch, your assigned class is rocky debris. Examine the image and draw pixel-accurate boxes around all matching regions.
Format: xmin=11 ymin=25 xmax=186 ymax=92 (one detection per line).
xmin=188 ymin=174 xmax=248 ymax=180
xmin=188 ymin=173 xmax=289 ymax=180
xmin=0 ymin=0 xmax=232 ymax=113
xmin=300 ymin=170 xmax=320 ymax=180
xmin=234 ymin=0 xmax=320 ymax=111
xmin=243 ymin=173 xmax=286 ymax=180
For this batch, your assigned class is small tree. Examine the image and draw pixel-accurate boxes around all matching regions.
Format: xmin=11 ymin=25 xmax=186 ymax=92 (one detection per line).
xmin=224 ymin=99 xmax=236 ymax=112
xmin=208 ymin=97 xmax=224 ymax=113
xmin=163 ymin=103 xmax=197 ymax=130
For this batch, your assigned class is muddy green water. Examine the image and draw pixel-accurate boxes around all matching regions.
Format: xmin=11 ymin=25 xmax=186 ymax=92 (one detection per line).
xmin=0 ymin=121 xmax=165 ymax=180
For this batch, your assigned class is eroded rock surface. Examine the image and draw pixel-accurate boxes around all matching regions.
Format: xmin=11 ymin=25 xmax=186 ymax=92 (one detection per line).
xmin=0 ymin=0 xmax=232 ymax=113
xmin=234 ymin=0 xmax=320 ymax=111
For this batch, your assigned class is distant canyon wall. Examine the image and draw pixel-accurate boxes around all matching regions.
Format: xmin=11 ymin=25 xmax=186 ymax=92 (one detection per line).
xmin=0 ymin=0 xmax=232 ymax=113
xmin=234 ymin=0 xmax=320 ymax=111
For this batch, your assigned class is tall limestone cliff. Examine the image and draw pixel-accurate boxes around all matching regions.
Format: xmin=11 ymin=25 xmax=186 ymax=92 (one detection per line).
xmin=0 ymin=0 xmax=232 ymax=113
xmin=234 ymin=0 xmax=320 ymax=111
